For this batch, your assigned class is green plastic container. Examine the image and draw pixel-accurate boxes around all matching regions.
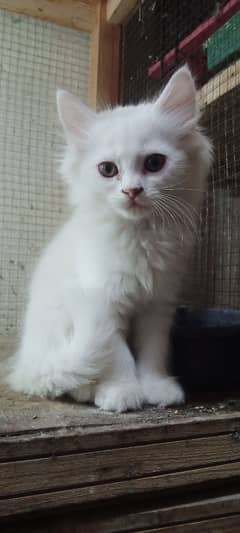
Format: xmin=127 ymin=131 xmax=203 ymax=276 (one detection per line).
xmin=206 ymin=13 xmax=240 ymax=70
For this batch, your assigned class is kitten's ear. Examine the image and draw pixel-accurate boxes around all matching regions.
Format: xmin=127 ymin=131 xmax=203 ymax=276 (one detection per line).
xmin=56 ymin=90 xmax=95 ymax=142
xmin=156 ymin=66 xmax=197 ymax=124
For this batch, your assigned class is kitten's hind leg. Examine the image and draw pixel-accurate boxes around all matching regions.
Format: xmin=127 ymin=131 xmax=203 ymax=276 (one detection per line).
xmin=8 ymin=337 xmax=98 ymax=400
xmin=8 ymin=301 xmax=112 ymax=401
xmin=94 ymin=332 xmax=142 ymax=413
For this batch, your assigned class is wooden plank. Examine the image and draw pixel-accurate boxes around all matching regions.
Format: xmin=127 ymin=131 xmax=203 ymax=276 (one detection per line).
xmin=107 ymin=0 xmax=138 ymax=23
xmin=2 ymin=362 xmax=240 ymax=441
xmin=134 ymin=494 xmax=240 ymax=532
xmin=0 ymin=0 xmax=96 ymax=32
xmin=1 ymin=433 xmax=240 ymax=498
xmin=198 ymin=59 xmax=240 ymax=108
xmin=89 ymin=0 xmax=120 ymax=108
xmin=1 ymin=461 xmax=240 ymax=518
xmin=4 ymin=493 xmax=240 ymax=532
xmin=73 ymin=493 xmax=240 ymax=532
xmin=1 ymin=412 xmax=240 ymax=461
xmin=2 ymin=351 xmax=240 ymax=452
xmin=2 ymin=356 xmax=240 ymax=443
xmin=143 ymin=515 xmax=240 ymax=532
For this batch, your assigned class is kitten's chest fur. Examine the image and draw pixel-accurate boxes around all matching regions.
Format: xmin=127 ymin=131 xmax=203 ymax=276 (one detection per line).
xmin=75 ymin=219 xmax=178 ymax=307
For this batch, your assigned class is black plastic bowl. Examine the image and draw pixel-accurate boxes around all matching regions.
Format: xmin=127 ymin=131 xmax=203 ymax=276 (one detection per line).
xmin=171 ymin=307 xmax=240 ymax=392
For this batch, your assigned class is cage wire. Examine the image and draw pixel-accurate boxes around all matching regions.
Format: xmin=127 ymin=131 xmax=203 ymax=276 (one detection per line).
xmin=122 ymin=0 xmax=240 ymax=309
xmin=0 ymin=10 xmax=90 ymax=338
xmin=0 ymin=2 xmax=239 ymax=344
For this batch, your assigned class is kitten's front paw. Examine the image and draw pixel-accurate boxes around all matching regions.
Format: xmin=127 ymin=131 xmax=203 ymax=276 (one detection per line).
xmin=141 ymin=374 xmax=185 ymax=407
xmin=95 ymin=380 xmax=143 ymax=413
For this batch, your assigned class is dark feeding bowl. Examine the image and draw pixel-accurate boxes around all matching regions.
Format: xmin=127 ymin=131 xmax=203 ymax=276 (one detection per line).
xmin=171 ymin=307 xmax=240 ymax=393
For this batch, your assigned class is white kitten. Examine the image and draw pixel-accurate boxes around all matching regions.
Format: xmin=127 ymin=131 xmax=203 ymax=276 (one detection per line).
xmin=8 ymin=66 xmax=212 ymax=412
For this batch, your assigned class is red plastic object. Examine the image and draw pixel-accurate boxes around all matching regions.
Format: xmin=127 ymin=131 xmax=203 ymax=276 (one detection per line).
xmin=148 ymin=0 xmax=240 ymax=81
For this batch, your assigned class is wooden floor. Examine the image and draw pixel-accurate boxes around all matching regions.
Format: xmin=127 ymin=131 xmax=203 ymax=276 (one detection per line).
xmin=1 ymin=340 xmax=240 ymax=532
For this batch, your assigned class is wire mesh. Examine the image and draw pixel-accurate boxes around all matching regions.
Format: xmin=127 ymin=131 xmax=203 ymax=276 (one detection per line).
xmin=0 ymin=10 xmax=90 ymax=337
xmin=122 ymin=0 xmax=240 ymax=309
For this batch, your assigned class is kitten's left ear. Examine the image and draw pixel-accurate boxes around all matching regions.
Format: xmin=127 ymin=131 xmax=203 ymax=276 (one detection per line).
xmin=56 ymin=90 xmax=95 ymax=143
xmin=156 ymin=65 xmax=197 ymax=125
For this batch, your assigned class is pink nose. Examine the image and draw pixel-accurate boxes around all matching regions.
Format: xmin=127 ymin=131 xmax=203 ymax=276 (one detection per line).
xmin=122 ymin=187 xmax=143 ymax=200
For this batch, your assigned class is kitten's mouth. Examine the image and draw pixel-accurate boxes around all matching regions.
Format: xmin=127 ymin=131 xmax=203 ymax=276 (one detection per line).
xmin=115 ymin=198 xmax=149 ymax=219
xmin=128 ymin=198 xmax=146 ymax=209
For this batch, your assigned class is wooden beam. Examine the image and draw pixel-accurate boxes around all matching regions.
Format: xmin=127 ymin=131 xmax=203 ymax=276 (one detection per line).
xmin=107 ymin=0 xmax=138 ymax=23
xmin=89 ymin=0 xmax=120 ymax=108
xmin=0 ymin=0 xmax=97 ymax=32
xmin=4 ymin=493 xmax=240 ymax=531
xmin=198 ymin=59 xmax=240 ymax=108
xmin=1 ymin=462 xmax=240 ymax=518
xmin=3 ymin=433 xmax=240 ymax=499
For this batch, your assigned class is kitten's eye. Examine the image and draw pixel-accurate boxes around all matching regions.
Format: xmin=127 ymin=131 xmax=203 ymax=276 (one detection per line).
xmin=98 ymin=161 xmax=118 ymax=178
xmin=144 ymin=153 xmax=166 ymax=173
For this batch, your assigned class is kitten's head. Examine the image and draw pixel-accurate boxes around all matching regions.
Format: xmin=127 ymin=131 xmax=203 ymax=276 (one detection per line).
xmin=57 ymin=66 xmax=212 ymax=225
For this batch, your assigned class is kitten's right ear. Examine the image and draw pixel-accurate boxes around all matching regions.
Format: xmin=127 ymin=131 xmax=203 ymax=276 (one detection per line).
xmin=155 ymin=66 xmax=197 ymax=127
xmin=56 ymin=90 xmax=95 ymax=142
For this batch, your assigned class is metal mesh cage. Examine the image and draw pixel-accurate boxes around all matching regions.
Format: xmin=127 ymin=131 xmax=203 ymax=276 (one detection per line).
xmin=122 ymin=0 xmax=240 ymax=309
xmin=0 ymin=10 xmax=90 ymax=338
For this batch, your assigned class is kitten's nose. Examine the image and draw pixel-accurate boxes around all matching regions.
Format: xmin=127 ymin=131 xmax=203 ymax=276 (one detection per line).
xmin=122 ymin=187 xmax=143 ymax=200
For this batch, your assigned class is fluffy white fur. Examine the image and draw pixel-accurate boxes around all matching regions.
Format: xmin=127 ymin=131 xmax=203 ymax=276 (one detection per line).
xmin=8 ymin=66 xmax=212 ymax=412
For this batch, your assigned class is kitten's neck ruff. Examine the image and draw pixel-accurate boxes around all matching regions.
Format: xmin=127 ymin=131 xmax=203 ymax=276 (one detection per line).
xmin=73 ymin=199 xmax=153 ymax=233
xmin=72 ymin=199 xmax=194 ymax=253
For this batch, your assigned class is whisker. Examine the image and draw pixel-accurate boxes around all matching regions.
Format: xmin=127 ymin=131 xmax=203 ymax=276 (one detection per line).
xmin=151 ymin=194 xmax=200 ymax=241
xmin=152 ymin=199 xmax=183 ymax=236
xmin=151 ymin=189 xmax=200 ymax=218
xmin=160 ymin=195 xmax=200 ymax=239
xmin=161 ymin=186 xmax=205 ymax=193
xmin=161 ymin=192 xmax=200 ymax=219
